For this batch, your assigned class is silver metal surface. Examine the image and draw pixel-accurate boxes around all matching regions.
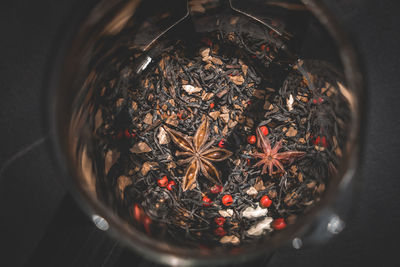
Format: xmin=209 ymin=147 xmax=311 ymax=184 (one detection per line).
xmin=92 ymin=214 xmax=110 ymax=231
xmin=292 ymin=237 xmax=303 ymax=249
xmin=327 ymin=214 xmax=345 ymax=234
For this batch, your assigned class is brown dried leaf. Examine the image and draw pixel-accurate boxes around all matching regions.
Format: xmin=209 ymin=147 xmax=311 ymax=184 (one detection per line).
xmin=222 ymin=125 xmax=229 ymax=136
xmin=211 ymin=57 xmax=223 ymax=65
xmin=131 ymin=101 xmax=138 ymax=111
xmin=143 ymin=113 xmax=153 ymax=124
xmin=182 ymin=85 xmax=202 ymax=95
xmin=216 ymin=88 xmax=229 ymax=98
xmin=229 ymin=75 xmax=244 ymax=85
xmin=130 ymin=142 xmax=152 ymax=153
xmin=141 ymin=161 xmax=159 ymax=176
xmin=241 ymin=64 xmax=248 ymax=76
xmin=157 ymin=127 xmax=170 ymax=145
xmin=200 ymin=47 xmax=210 ymax=58
xmin=116 ymin=98 xmax=124 ymax=108
xmin=209 ymin=111 xmax=220 ymax=120
xmin=253 ymin=90 xmax=265 ymax=99
xmin=254 ymin=178 xmax=266 ymax=191
xmin=219 ymin=113 xmax=230 ymax=124
xmin=201 ymin=92 xmax=214 ymax=101
xmin=285 ymin=127 xmax=297 ymax=137
xmin=117 ymin=175 xmax=132 ymax=200
xmin=228 ymin=120 xmax=238 ymax=129
xmin=166 ymin=114 xmax=179 ymax=127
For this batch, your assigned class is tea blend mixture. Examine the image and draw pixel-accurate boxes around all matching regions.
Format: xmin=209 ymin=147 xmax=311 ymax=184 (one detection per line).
xmin=91 ymin=22 xmax=350 ymax=247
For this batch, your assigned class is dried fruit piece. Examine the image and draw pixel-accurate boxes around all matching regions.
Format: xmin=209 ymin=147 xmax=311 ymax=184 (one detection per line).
xmin=222 ymin=195 xmax=233 ymax=206
xmin=260 ymin=195 xmax=272 ymax=208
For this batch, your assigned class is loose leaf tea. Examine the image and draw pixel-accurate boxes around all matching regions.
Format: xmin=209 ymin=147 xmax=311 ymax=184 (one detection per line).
xmin=89 ymin=14 xmax=351 ymax=248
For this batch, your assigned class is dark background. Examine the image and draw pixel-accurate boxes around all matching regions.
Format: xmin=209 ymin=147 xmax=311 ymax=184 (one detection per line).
xmin=1 ymin=0 xmax=399 ymax=266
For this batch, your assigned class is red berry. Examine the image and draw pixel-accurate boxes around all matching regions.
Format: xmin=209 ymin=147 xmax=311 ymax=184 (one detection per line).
xmin=222 ymin=195 xmax=233 ymax=206
xmin=210 ymin=184 xmax=223 ymax=194
xmin=202 ymin=196 xmax=212 ymax=207
xmin=247 ymin=135 xmax=256 ymax=144
xmin=312 ymin=136 xmax=328 ymax=147
xmin=133 ymin=204 xmax=143 ymax=222
xmin=312 ymin=97 xmax=324 ymax=104
xmin=218 ymin=139 xmax=225 ymax=148
xmin=143 ymin=215 xmax=152 ymax=234
xmin=260 ymin=44 xmax=266 ymax=51
xmin=201 ymin=37 xmax=213 ymax=47
xmin=312 ymin=136 xmax=321 ymax=145
xmin=214 ymin=227 xmax=227 ymax=237
xmin=167 ymin=180 xmax=176 ymax=191
xmin=124 ymin=129 xmax=131 ymax=138
xmin=321 ymin=136 xmax=328 ymax=147
xmin=247 ymin=100 xmax=252 ymax=106
xmin=260 ymin=195 xmax=272 ymax=208
xmin=247 ymin=158 xmax=251 ymax=166
xmin=117 ymin=131 xmax=123 ymax=139
xmin=210 ymin=103 xmax=215 ymax=109
xmin=214 ymin=216 xmax=226 ymax=226
xmin=272 ymin=218 xmax=287 ymax=230
xmin=157 ymin=176 xmax=168 ymax=187
xmin=177 ymin=111 xmax=183 ymax=120
xmin=259 ymin=126 xmax=269 ymax=136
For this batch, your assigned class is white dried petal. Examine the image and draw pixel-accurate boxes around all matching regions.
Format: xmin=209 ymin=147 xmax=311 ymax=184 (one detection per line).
xmin=220 ymin=235 xmax=240 ymax=245
xmin=287 ymin=94 xmax=294 ymax=111
xmin=219 ymin=209 xmax=234 ymax=217
xmin=157 ymin=127 xmax=170 ymax=145
xmin=246 ymin=217 xmax=273 ymax=236
xmin=245 ymin=187 xmax=258 ymax=197
xmin=242 ymin=204 xmax=268 ymax=219
xmin=182 ymin=85 xmax=202 ymax=95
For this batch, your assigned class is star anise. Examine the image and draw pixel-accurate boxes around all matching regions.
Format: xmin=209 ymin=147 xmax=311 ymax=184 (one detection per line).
xmin=252 ymin=127 xmax=306 ymax=176
xmin=165 ymin=118 xmax=232 ymax=191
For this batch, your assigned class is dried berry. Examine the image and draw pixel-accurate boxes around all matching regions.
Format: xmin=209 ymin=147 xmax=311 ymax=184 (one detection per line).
xmin=203 ymin=196 xmax=212 ymax=207
xmin=210 ymin=184 xmax=223 ymax=194
xmin=214 ymin=216 xmax=226 ymax=226
xmin=167 ymin=180 xmax=176 ymax=191
xmin=259 ymin=126 xmax=269 ymax=136
xmin=272 ymin=218 xmax=286 ymax=230
xmin=218 ymin=139 xmax=225 ymax=148
xmin=222 ymin=195 xmax=233 ymax=206
xmin=247 ymin=135 xmax=256 ymax=144
xmin=214 ymin=227 xmax=227 ymax=237
xmin=157 ymin=176 xmax=168 ymax=187
xmin=260 ymin=195 xmax=272 ymax=208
